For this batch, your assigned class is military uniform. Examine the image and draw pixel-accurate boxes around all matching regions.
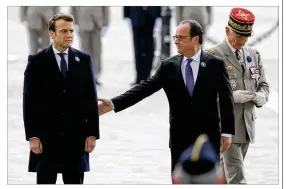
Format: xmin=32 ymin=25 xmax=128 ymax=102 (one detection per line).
xmin=71 ymin=7 xmax=110 ymax=84
xmin=20 ymin=6 xmax=59 ymax=54
xmin=206 ymin=8 xmax=269 ymax=184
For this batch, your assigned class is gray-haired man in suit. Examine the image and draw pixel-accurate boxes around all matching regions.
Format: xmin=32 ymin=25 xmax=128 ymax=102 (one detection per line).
xmin=206 ymin=8 xmax=269 ymax=184
xmin=20 ymin=6 xmax=59 ymax=54
xmin=71 ymin=7 xmax=110 ymax=85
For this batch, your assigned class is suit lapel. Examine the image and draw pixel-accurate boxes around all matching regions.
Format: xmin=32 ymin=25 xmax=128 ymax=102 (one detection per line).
xmin=221 ymin=40 xmax=243 ymax=73
xmin=67 ymin=47 xmax=78 ymax=79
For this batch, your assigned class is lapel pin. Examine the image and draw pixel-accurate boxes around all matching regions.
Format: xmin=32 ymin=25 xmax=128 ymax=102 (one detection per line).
xmin=246 ymin=56 xmax=252 ymax=63
xmin=75 ymin=56 xmax=80 ymax=62
xmin=200 ymin=62 xmax=206 ymax=67
xmin=226 ymin=65 xmax=233 ymax=71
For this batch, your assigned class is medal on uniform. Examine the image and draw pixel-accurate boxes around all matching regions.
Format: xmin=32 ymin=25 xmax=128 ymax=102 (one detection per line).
xmin=226 ymin=65 xmax=233 ymax=71
xmin=230 ymin=79 xmax=237 ymax=90
xmin=249 ymin=65 xmax=260 ymax=81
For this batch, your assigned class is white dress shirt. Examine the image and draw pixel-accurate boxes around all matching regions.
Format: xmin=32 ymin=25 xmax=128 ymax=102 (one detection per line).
xmin=52 ymin=45 xmax=69 ymax=70
xmin=226 ymin=38 xmax=242 ymax=55
xmin=181 ymin=49 xmax=231 ymax=138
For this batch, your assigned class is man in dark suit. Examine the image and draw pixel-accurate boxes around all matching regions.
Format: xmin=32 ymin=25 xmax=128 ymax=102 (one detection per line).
xmin=98 ymin=20 xmax=234 ymax=180
xmin=23 ymin=13 xmax=99 ymax=184
xmin=124 ymin=6 xmax=161 ymax=85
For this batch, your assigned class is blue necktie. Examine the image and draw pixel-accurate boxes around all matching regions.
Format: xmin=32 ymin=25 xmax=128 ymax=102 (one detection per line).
xmin=185 ymin=58 xmax=195 ymax=96
xmin=58 ymin=53 xmax=67 ymax=78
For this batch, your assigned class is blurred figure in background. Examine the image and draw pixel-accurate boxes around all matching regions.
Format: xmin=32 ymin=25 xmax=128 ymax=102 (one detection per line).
xmin=124 ymin=6 xmax=161 ymax=85
xmin=71 ymin=6 xmax=110 ymax=85
xmin=175 ymin=6 xmax=212 ymax=46
xmin=172 ymin=134 xmax=225 ymax=184
xmin=20 ymin=6 xmax=59 ymax=54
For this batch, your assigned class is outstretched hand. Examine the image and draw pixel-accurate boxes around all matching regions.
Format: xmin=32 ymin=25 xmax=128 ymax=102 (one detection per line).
xmin=98 ymin=98 xmax=113 ymax=116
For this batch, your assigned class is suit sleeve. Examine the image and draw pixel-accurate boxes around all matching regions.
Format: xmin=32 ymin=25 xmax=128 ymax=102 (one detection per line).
xmin=123 ymin=6 xmax=130 ymax=18
xmin=84 ymin=55 xmax=100 ymax=139
xmin=111 ymin=62 xmax=165 ymax=113
xmin=255 ymin=50 xmax=270 ymax=108
xmin=217 ymin=59 xmax=235 ymax=135
xmin=23 ymin=55 xmax=41 ymax=141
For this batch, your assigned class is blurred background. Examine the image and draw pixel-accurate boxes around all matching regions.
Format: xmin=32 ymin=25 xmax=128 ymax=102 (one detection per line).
xmin=8 ymin=6 xmax=279 ymax=184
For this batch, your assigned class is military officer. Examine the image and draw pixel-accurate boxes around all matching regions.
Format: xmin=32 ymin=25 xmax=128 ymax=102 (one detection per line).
xmin=20 ymin=6 xmax=59 ymax=54
xmin=71 ymin=7 xmax=110 ymax=85
xmin=205 ymin=8 xmax=270 ymax=184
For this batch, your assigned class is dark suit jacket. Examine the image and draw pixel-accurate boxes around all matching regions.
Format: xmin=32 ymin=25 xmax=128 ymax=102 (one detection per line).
xmin=123 ymin=6 xmax=161 ymax=28
xmin=111 ymin=52 xmax=235 ymax=156
xmin=23 ymin=45 xmax=99 ymax=173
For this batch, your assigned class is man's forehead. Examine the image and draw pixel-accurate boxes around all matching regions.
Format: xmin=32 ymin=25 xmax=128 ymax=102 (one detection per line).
xmin=55 ymin=20 xmax=74 ymax=29
xmin=176 ymin=24 xmax=189 ymax=34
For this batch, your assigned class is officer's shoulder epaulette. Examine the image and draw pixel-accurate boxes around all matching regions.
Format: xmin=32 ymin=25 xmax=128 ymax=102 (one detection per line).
xmin=205 ymin=48 xmax=215 ymax=55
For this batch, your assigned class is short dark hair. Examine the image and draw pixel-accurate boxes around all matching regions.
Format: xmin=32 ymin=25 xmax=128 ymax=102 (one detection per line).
xmin=48 ymin=13 xmax=74 ymax=32
xmin=180 ymin=20 xmax=204 ymax=44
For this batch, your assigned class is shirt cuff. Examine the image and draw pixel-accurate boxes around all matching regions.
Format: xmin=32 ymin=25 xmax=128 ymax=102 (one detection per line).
xmin=29 ymin=137 xmax=38 ymax=140
xmin=221 ymin=133 xmax=232 ymax=137
xmin=110 ymin=100 xmax=115 ymax=110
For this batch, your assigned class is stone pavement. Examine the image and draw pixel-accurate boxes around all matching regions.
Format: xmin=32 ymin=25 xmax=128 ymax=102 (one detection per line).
xmin=8 ymin=6 xmax=279 ymax=184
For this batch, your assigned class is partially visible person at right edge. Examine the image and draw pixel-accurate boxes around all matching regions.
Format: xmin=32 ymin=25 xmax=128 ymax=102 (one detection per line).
xmin=206 ymin=8 xmax=270 ymax=184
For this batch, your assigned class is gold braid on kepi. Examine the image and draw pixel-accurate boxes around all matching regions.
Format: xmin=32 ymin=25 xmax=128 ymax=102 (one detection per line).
xmin=228 ymin=8 xmax=255 ymax=37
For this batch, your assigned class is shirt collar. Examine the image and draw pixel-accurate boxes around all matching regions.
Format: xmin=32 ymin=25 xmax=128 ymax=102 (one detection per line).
xmin=52 ymin=44 xmax=69 ymax=55
xmin=226 ymin=38 xmax=241 ymax=54
xmin=182 ymin=49 xmax=201 ymax=63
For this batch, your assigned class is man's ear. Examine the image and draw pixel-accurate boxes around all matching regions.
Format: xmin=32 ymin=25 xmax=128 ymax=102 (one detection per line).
xmin=49 ymin=30 xmax=55 ymax=39
xmin=225 ymin=27 xmax=230 ymax=36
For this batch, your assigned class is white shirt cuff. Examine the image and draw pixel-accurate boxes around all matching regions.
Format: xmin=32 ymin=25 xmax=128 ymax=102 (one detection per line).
xmin=29 ymin=137 xmax=38 ymax=140
xmin=110 ymin=100 xmax=115 ymax=110
xmin=221 ymin=133 xmax=232 ymax=137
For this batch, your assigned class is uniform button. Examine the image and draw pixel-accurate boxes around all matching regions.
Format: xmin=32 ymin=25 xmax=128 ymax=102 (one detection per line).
xmin=62 ymin=113 xmax=65 ymax=116
xmin=244 ymin=110 xmax=247 ymax=112
xmin=244 ymin=77 xmax=247 ymax=79
xmin=60 ymin=133 xmax=63 ymax=136
xmin=63 ymin=89 xmax=66 ymax=93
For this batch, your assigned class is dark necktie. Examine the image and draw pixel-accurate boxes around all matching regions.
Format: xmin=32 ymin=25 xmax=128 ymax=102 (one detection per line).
xmin=58 ymin=53 xmax=67 ymax=78
xmin=185 ymin=58 xmax=195 ymax=96
xmin=235 ymin=49 xmax=245 ymax=73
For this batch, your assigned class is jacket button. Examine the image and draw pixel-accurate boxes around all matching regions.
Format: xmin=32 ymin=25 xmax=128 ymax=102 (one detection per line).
xmin=63 ymin=89 xmax=66 ymax=93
